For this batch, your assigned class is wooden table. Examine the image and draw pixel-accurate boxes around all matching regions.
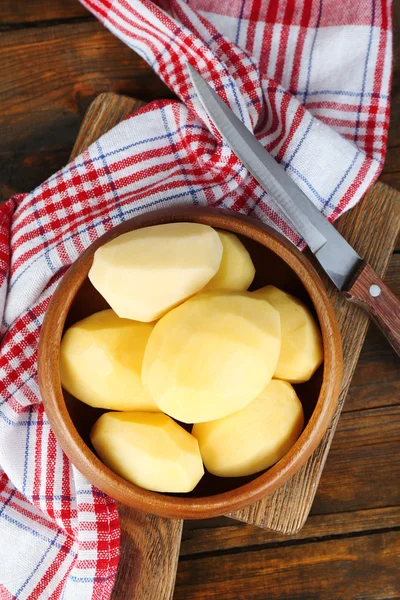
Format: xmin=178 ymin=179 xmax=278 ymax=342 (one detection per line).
xmin=1 ymin=2 xmax=399 ymax=598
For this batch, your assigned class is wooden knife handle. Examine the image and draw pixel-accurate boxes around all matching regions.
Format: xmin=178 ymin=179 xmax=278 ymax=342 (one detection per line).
xmin=343 ymin=261 xmax=400 ymax=356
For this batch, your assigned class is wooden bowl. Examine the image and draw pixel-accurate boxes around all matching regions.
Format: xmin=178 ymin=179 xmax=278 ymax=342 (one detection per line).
xmin=38 ymin=206 xmax=342 ymax=520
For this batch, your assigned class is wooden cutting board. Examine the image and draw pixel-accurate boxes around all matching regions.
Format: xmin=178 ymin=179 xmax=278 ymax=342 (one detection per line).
xmin=70 ymin=92 xmax=400 ymax=599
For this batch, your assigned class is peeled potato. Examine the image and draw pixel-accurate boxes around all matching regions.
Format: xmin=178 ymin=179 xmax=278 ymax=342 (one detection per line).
xmin=88 ymin=222 xmax=223 ymax=322
xmin=91 ymin=412 xmax=204 ymax=492
xmin=253 ymin=285 xmax=323 ymax=383
xmin=142 ymin=290 xmax=281 ymax=423
xmin=60 ymin=309 xmax=158 ymax=411
xmin=193 ymin=380 xmax=304 ymax=477
xmin=204 ymin=230 xmax=255 ymax=291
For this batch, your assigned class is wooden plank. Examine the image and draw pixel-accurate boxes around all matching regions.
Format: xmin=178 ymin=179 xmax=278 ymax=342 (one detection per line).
xmin=384 ymin=254 xmax=400 ymax=289
xmin=232 ymin=182 xmax=400 ymax=533
xmin=311 ymin=405 xmax=400 ymax=514
xmin=0 ymin=1 xmax=89 ymax=23
xmin=0 ymin=148 xmax=72 ymax=203
xmin=0 ymin=93 xmax=147 ymax=202
xmin=69 ymin=93 xmax=182 ymax=600
xmin=70 ymin=93 xmax=146 ymax=157
xmin=175 ymin=531 xmax=400 ymax=600
xmin=112 ymin=507 xmax=182 ymax=600
xmin=0 ymin=21 xmax=172 ymax=200
xmin=181 ymin=506 xmax=400 ymax=556
xmin=0 ymin=21 xmax=170 ymax=130
xmin=381 ymin=168 xmax=400 ymax=196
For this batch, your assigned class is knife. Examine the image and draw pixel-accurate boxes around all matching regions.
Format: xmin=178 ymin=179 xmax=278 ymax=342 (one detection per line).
xmin=187 ymin=64 xmax=400 ymax=356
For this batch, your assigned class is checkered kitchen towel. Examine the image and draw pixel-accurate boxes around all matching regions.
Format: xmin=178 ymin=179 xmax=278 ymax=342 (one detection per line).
xmin=0 ymin=0 xmax=392 ymax=598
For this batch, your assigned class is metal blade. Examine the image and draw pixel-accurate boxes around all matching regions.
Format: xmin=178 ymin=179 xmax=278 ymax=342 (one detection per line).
xmin=187 ymin=63 xmax=361 ymax=290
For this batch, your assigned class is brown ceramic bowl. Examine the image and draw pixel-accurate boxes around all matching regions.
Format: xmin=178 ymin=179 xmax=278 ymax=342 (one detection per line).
xmin=38 ymin=206 xmax=342 ymax=520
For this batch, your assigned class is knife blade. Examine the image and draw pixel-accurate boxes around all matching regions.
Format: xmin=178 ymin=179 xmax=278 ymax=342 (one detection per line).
xmin=187 ymin=63 xmax=360 ymax=290
xmin=187 ymin=63 xmax=400 ymax=356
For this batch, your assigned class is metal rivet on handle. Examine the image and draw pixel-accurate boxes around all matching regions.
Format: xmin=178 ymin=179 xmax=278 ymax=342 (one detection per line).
xmin=369 ymin=284 xmax=381 ymax=297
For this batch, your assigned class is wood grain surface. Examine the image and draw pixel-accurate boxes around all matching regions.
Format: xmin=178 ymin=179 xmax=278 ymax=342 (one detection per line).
xmin=113 ymin=508 xmax=182 ymax=600
xmin=0 ymin=0 xmax=89 ymax=23
xmin=175 ymin=531 xmax=400 ymax=600
xmin=70 ymin=94 xmax=146 ymax=157
xmin=0 ymin=20 xmax=172 ymax=200
xmin=181 ymin=506 xmax=400 ymax=556
xmin=1 ymin=2 xmax=400 ymax=598
xmin=68 ymin=97 xmax=183 ymax=600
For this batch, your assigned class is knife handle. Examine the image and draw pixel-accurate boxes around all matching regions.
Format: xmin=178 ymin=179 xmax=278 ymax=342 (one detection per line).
xmin=343 ymin=261 xmax=400 ymax=356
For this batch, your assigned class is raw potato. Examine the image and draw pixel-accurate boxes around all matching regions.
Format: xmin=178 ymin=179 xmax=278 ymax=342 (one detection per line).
xmin=60 ymin=309 xmax=158 ymax=411
xmin=91 ymin=412 xmax=204 ymax=492
xmin=204 ymin=230 xmax=255 ymax=291
xmin=142 ymin=290 xmax=281 ymax=423
xmin=253 ymin=285 xmax=323 ymax=383
xmin=88 ymin=222 xmax=223 ymax=322
xmin=192 ymin=380 xmax=304 ymax=477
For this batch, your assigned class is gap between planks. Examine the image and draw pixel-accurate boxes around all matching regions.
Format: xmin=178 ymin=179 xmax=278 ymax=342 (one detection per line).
xmin=0 ymin=17 xmax=94 ymax=32
xmin=174 ymin=529 xmax=400 ymax=600
xmin=180 ymin=506 xmax=400 ymax=558
xmin=0 ymin=0 xmax=89 ymax=24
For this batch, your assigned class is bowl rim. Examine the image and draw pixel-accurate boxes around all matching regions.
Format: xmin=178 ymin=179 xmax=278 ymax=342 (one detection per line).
xmin=38 ymin=205 xmax=343 ymax=520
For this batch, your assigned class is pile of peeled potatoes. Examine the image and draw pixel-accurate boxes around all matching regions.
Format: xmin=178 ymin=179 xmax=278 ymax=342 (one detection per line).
xmin=60 ymin=223 xmax=323 ymax=493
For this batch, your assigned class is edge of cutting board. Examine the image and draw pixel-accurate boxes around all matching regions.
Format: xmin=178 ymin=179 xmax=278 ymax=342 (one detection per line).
xmin=72 ymin=91 xmax=400 ymax=543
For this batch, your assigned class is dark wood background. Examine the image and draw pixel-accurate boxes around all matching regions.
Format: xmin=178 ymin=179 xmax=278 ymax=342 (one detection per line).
xmin=1 ymin=2 xmax=399 ymax=598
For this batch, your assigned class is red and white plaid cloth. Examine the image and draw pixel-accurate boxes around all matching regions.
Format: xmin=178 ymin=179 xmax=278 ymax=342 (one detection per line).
xmin=0 ymin=0 xmax=392 ymax=597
